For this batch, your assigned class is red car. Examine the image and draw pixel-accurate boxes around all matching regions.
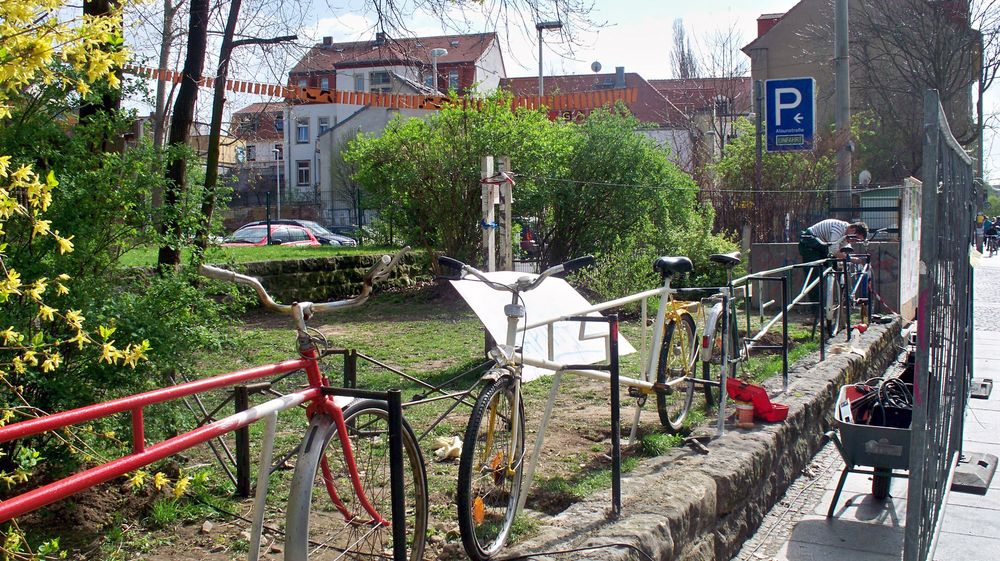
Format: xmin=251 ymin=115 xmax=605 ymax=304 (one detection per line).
xmin=222 ymin=225 xmax=321 ymax=247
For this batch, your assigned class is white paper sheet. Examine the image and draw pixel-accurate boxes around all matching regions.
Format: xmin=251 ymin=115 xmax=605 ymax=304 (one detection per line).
xmin=451 ymin=271 xmax=636 ymax=382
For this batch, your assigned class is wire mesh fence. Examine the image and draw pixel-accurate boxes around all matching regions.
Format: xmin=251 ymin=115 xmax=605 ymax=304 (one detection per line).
xmin=904 ymin=89 xmax=975 ymax=561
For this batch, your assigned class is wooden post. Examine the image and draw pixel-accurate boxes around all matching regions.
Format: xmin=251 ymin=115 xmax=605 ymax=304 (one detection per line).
xmin=481 ymin=156 xmax=496 ymax=271
xmin=500 ymin=156 xmax=513 ymax=271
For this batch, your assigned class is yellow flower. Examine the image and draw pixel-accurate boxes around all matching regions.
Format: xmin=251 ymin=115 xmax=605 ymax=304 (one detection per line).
xmin=37 ymin=304 xmax=56 ymax=321
xmin=11 ymin=357 xmax=25 ymax=374
xmin=40 ymin=352 xmax=61 ymax=372
xmin=56 ymin=274 xmax=71 ymax=281
xmin=55 ymin=282 xmax=69 ymax=295
xmin=153 ymin=472 xmax=168 ymax=491
xmin=20 ymin=351 xmax=38 ymax=367
xmin=64 ymin=309 xmax=84 ymax=329
xmin=173 ymin=476 xmax=190 ymax=498
xmin=26 ymin=278 xmax=47 ymax=301
xmin=1 ymin=327 xmax=22 ymax=345
xmin=68 ymin=330 xmax=90 ymax=350
xmin=127 ymin=470 xmax=147 ymax=490
xmin=99 ymin=342 xmax=116 ymax=364
xmin=32 ymin=219 xmax=51 ymax=236
xmin=55 ymin=234 xmax=74 ymax=254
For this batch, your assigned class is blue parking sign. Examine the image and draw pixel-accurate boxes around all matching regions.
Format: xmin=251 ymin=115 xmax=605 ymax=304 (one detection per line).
xmin=766 ymin=78 xmax=815 ymax=152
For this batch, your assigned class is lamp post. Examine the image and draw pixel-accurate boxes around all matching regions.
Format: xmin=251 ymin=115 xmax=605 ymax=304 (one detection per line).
xmin=535 ymin=20 xmax=562 ymax=100
xmin=272 ymin=148 xmax=282 ymax=220
xmin=430 ymin=48 xmax=448 ymax=93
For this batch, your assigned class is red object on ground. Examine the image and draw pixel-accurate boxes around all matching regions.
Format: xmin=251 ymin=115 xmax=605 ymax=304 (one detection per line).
xmin=726 ymin=378 xmax=790 ymax=422
xmin=853 ymin=323 xmax=869 ymax=334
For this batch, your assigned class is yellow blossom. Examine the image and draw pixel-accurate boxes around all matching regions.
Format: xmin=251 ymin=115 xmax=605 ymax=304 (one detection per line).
xmin=173 ymin=476 xmax=190 ymax=498
xmin=32 ymin=219 xmax=51 ymax=236
xmin=20 ymin=351 xmax=38 ymax=367
xmin=55 ymin=282 xmax=69 ymax=295
xmin=153 ymin=472 xmax=169 ymax=491
xmin=26 ymin=278 xmax=47 ymax=301
xmin=37 ymin=304 xmax=56 ymax=321
xmin=128 ymin=470 xmax=147 ymax=490
xmin=64 ymin=309 xmax=84 ymax=329
xmin=54 ymin=234 xmax=74 ymax=254
xmin=99 ymin=342 xmax=116 ymax=364
xmin=40 ymin=352 xmax=61 ymax=372
xmin=1 ymin=327 xmax=22 ymax=345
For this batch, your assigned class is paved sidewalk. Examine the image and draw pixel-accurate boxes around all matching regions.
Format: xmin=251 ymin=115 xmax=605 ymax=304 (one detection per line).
xmin=734 ymin=255 xmax=1000 ymax=561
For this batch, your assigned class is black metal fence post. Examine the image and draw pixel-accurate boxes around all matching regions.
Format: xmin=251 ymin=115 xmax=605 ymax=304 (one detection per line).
xmin=234 ymin=385 xmax=251 ymax=498
xmin=819 ymin=265 xmax=827 ymax=360
xmin=387 ymin=389 xmax=407 ymax=561
xmin=781 ymin=273 xmax=789 ymax=392
xmin=608 ymin=314 xmax=621 ymax=519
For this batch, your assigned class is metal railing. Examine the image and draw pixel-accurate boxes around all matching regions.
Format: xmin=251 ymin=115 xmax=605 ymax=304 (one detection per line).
xmin=904 ymin=90 xmax=975 ymax=561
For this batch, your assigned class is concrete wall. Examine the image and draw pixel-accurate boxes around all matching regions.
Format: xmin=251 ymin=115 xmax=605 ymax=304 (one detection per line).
xmin=749 ymin=241 xmax=901 ymax=315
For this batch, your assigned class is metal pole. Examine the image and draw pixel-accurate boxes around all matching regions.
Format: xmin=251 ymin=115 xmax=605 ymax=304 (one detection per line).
xmin=234 ymin=385 xmax=251 ymax=498
xmin=387 ymin=390 xmax=407 ymax=561
xmin=781 ymin=273 xmax=789 ymax=393
xmin=834 ymin=0 xmax=852 ymax=210
xmin=537 ymin=26 xmax=544 ymax=100
xmin=755 ymin=80 xmax=764 ymax=191
xmin=247 ymin=412 xmax=277 ymax=561
xmin=819 ymin=268 xmax=827 ymax=360
xmin=609 ymin=314 xmax=621 ymax=518
xmin=344 ymin=350 xmax=357 ymax=389
xmin=843 ymin=257 xmax=852 ymax=342
xmin=265 ymin=191 xmax=272 ymax=245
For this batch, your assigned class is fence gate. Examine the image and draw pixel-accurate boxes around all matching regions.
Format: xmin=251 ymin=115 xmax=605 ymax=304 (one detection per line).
xmin=904 ymin=90 xmax=975 ymax=561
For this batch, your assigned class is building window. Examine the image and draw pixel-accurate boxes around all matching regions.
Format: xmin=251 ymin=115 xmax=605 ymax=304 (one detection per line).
xmin=354 ymin=73 xmax=365 ymax=92
xmin=448 ymin=70 xmax=459 ymax=90
xmin=424 ymin=74 xmax=434 ymax=88
xmin=273 ymin=144 xmax=282 ymax=160
xmin=370 ymin=71 xmax=391 ymax=93
xmin=296 ymin=118 xmax=309 ymax=143
xmin=246 ymin=145 xmax=256 ymax=161
xmin=318 ymin=117 xmax=330 ymax=135
xmin=296 ymin=161 xmax=310 ymax=186
xmin=297 ymin=78 xmax=308 ymax=89
xmin=320 ymin=77 xmax=330 ymax=90
xmin=274 ymin=114 xmax=283 ymax=133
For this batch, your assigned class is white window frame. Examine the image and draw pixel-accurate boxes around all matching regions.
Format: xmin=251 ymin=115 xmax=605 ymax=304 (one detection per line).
xmin=273 ymin=144 xmax=283 ymax=160
xmin=448 ymin=70 xmax=459 ymax=90
xmin=246 ymin=144 xmax=256 ymax=161
xmin=318 ymin=117 xmax=330 ymax=135
xmin=320 ymin=77 xmax=330 ymax=90
xmin=370 ymin=71 xmax=391 ymax=93
xmin=354 ymin=73 xmax=365 ymax=92
xmin=296 ymin=118 xmax=309 ymax=143
xmin=296 ymin=160 xmax=310 ymax=186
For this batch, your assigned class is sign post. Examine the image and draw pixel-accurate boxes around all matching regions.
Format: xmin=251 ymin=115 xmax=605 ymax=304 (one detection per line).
xmin=765 ymin=78 xmax=816 ymax=152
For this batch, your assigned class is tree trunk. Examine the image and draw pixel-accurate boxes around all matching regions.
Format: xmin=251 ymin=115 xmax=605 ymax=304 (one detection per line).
xmin=79 ymin=0 xmax=123 ymax=147
xmin=157 ymin=0 xmax=209 ymax=270
xmin=151 ymin=0 xmax=181 ymax=211
xmin=195 ymin=0 xmax=243 ymax=251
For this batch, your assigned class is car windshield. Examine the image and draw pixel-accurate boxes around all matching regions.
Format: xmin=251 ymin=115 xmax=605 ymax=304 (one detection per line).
xmin=227 ymin=226 xmax=266 ymax=242
xmin=296 ymin=220 xmax=333 ymax=236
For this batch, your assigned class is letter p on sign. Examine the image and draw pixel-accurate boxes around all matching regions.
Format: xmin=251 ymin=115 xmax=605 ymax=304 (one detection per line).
xmin=773 ymin=87 xmax=801 ymax=126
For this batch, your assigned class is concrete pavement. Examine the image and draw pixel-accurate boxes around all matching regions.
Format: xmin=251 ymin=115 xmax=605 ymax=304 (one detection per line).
xmin=733 ymin=254 xmax=1000 ymax=561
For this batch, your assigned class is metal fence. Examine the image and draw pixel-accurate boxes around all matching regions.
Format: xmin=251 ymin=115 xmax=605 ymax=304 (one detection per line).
xmin=904 ymin=90 xmax=975 ymax=561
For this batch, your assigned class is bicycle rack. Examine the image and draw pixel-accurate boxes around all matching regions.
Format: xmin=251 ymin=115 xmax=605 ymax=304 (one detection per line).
xmin=744 ymin=274 xmax=790 ymax=392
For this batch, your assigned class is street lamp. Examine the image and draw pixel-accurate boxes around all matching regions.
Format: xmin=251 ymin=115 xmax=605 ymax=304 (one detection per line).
xmin=430 ymin=48 xmax=448 ymax=93
xmin=535 ymin=20 xmax=562 ymax=100
xmin=272 ymin=147 xmax=282 ymax=220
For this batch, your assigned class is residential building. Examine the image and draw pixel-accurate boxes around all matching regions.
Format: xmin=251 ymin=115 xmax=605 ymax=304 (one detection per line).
xmin=649 ymin=77 xmax=753 ymax=160
xmin=743 ymin=0 xmax=977 ymax=179
xmin=500 ymin=68 xmax=702 ymax=172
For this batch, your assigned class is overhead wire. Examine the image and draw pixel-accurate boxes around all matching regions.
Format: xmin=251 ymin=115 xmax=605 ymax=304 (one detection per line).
xmin=514 ymin=173 xmax=903 ymax=195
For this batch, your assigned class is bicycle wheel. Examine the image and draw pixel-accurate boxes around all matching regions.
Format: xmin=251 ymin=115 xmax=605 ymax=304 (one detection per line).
xmin=656 ymin=314 xmax=696 ymax=433
xmin=285 ymin=399 xmax=428 ymax=561
xmin=457 ymin=374 xmax=525 ymax=561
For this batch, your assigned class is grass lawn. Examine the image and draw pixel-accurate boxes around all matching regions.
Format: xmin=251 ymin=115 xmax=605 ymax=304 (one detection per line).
xmin=119 ymin=245 xmax=402 ymax=267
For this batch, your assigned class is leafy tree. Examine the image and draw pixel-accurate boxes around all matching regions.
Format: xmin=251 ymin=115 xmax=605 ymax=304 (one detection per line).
xmin=346 ymin=92 xmax=572 ymax=265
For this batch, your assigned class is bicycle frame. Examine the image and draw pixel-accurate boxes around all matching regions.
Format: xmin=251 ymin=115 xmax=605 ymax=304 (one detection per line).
xmin=0 ymin=251 xmax=412 ymax=561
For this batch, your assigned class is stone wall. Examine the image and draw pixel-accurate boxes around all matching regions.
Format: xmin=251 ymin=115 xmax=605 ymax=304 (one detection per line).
xmin=232 ymin=252 xmax=429 ymax=304
xmin=516 ymin=320 xmax=903 ymax=561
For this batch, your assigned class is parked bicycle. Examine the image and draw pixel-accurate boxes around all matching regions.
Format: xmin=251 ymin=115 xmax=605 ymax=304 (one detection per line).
xmin=0 ymin=250 xmax=427 ymax=561
xmin=439 ymin=253 xmax=700 ymax=561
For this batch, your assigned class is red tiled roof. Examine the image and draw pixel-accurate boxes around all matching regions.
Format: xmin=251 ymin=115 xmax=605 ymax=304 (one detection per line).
xmin=648 ymin=77 xmax=753 ymax=118
xmin=501 ymin=72 xmax=678 ymax=126
xmin=233 ymin=101 xmax=285 ymax=115
xmin=291 ymin=32 xmax=499 ymax=73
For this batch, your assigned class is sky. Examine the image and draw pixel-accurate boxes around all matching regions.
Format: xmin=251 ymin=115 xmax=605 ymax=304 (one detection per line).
xmin=146 ymin=0 xmax=1000 ymax=184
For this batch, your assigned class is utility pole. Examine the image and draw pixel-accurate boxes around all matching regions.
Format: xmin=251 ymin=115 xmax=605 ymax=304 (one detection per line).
xmin=834 ymin=0 xmax=852 ymax=212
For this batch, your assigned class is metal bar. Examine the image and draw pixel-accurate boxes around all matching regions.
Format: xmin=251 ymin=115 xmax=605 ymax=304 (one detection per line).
xmin=0 ymin=358 xmax=312 ymax=444
xmin=235 ymin=385 xmax=252 ymax=498
xmin=608 ymin=314 xmax=621 ymax=518
xmin=518 ymin=370 xmax=562 ymax=516
xmin=781 ymin=273 xmax=789 ymax=393
xmin=344 ymin=350 xmax=357 ymax=389
xmin=354 ymin=352 xmax=480 ymax=409
xmin=131 ymin=407 xmax=145 ymax=454
xmin=247 ymin=412 xmax=277 ymax=561
xmin=0 ymin=389 xmax=318 ymax=523
xmin=843 ymin=257 xmax=852 ymax=342
xmin=387 ymin=390 xmax=407 ymax=561
xmin=819 ymin=267 xmax=827 ymax=360
xmin=717 ymin=291 xmax=730 ymax=436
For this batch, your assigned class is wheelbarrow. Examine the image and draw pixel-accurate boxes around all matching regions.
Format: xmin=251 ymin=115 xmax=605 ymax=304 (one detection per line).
xmin=824 ymin=385 xmax=911 ymax=517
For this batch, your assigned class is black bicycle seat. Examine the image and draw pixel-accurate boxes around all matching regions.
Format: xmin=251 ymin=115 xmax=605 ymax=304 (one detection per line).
xmin=654 ymin=256 xmax=693 ymax=277
xmin=709 ymin=252 xmax=742 ymax=267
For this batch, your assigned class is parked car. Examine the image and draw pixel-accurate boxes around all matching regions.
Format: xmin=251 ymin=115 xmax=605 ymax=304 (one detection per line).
xmin=222 ymin=225 xmax=321 ymax=247
xmin=238 ymin=219 xmax=358 ymax=246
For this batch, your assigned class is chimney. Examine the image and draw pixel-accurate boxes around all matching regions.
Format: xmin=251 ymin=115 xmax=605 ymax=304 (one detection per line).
xmin=757 ymin=13 xmax=783 ymax=37
xmin=375 ymin=32 xmax=387 ymax=45
xmin=322 ymin=36 xmax=332 ymax=46
xmin=614 ymin=66 xmax=626 ymax=89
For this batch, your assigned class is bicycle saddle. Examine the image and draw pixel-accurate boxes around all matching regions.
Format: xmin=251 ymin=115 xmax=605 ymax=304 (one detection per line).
xmin=709 ymin=252 xmax=741 ymax=267
xmin=654 ymin=256 xmax=693 ymax=277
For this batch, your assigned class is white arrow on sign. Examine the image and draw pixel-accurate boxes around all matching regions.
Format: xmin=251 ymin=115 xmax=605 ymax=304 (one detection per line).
xmin=794 ymin=113 xmax=804 ymax=124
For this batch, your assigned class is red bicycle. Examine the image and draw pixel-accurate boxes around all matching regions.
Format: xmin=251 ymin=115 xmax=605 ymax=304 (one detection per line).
xmin=0 ymin=250 xmax=427 ymax=561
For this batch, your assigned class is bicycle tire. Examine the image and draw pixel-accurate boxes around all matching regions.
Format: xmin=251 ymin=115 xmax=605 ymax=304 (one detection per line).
xmin=284 ymin=399 xmax=429 ymax=561
xmin=826 ymin=275 xmax=843 ymax=337
xmin=656 ymin=314 xmax=696 ymax=433
xmin=872 ymin=467 xmax=891 ymax=500
xmin=457 ymin=373 xmax=525 ymax=561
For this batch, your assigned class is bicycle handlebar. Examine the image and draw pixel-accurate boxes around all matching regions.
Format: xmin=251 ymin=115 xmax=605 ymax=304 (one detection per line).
xmin=437 ymin=254 xmax=594 ymax=293
xmin=200 ymin=247 xmax=409 ymax=315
